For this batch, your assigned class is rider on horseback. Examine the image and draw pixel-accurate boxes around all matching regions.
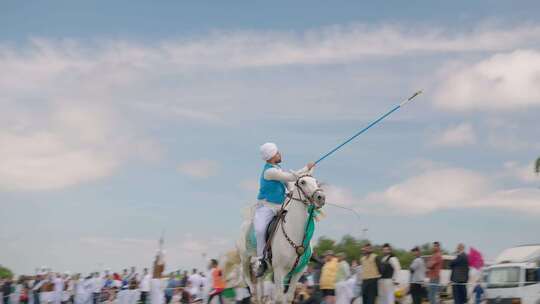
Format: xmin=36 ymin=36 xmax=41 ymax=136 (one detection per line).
xmin=255 ymin=142 xmax=315 ymax=277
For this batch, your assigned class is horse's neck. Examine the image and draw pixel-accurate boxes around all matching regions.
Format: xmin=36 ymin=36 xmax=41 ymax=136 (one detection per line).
xmin=283 ymin=191 xmax=309 ymax=242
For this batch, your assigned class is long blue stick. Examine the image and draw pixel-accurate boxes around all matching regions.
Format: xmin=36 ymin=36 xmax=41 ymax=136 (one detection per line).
xmin=314 ymin=90 xmax=422 ymax=165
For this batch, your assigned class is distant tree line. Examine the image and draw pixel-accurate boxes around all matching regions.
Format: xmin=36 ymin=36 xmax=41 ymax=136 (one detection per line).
xmin=313 ymin=234 xmax=447 ymax=268
xmin=0 ymin=265 xmax=13 ymax=279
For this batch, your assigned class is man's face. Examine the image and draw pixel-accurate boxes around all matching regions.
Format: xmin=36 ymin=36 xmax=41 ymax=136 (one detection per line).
xmin=414 ymin=250 xmax=421 ymax=257
xmin=270 ymin=152 xmax=282 ymax=164
xmin=364 ymin=245 xmax=372 ymax=254
xmin=383 ymin=247 xmax=391 ymax=255
xmin=433 ymin=243 xmax=440 ymax=252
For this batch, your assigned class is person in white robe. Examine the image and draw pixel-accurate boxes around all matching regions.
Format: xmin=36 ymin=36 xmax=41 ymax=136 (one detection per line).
xmin=74 ymin=275 xmax=87 ymax=304
xmin=150 ymin=250 xmax=165 ymax=304
xmin=91 ymin=273 xmax=102 ymax=304
xmin=335 ymin=253 xmax=353 ymax=304
xmin=40 ymin=274 xmax=55 ymax=304
xmin=139 ymin=269 xmax=151 ymax=304
xmin=187 ymin=270 xmax=202 ymax=301
xmin=61 ymin=274 xmax=72 ymax=304
xmin=52 ymin=274 xmax=63 ymax=304
xmin=378 ymin=244 xmax=402 ymax=304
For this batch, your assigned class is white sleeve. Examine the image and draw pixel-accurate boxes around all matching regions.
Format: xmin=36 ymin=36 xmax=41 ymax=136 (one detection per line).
xmin=390 ymin=257 xmax=401 ymax=281
xmin=410 ymin=259 xmax=419 ymax=271
xmin=344 ymin=263 xmax=351 ymax=278
xmin=264 ymin=166 xmax=309 ymax=182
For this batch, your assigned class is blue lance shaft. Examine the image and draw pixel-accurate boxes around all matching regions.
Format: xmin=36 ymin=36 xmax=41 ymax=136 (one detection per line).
xmin=314 ymin=90 xmax=423 ymax=165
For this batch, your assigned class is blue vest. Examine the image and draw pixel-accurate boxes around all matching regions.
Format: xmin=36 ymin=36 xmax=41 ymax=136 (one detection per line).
xmin=257 ymin=163 xmax=286 ymax=204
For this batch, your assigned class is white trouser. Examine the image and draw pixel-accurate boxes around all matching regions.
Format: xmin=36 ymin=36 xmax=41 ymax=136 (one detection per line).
xmin=254 ymin=201 xmax=282 ymax=257
xmin=150 ymin=279 xmax=163 ymax=304
xmin=378 ymin=279 xmax=395 ymax=304
xmin=336 ymin=280 xmax=353 ymax=304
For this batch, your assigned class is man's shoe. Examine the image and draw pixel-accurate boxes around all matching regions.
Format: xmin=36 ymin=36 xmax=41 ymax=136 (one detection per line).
xmin=255 ymin=259 xmax=267 ymax=278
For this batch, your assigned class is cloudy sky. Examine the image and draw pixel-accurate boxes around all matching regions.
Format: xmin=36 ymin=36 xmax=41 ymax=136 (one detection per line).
xmin=1 ymin=1 xmax=539 ymax=275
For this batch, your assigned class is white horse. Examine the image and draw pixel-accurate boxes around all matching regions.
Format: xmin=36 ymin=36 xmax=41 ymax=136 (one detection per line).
xmin=237 ymin=173 xmax=326 ymax=304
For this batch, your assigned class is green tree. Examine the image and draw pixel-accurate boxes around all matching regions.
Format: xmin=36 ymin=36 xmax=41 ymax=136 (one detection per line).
xmin=334 ymin=234 xmax=366 ymax=262
xmin=312 ymin=236 xmax=448 ymax=269
xmin=0 ymin=265 xmax=13 ymax=279
xmin=535 ymin=157 xmax=540 ymax=175
xmin=313 ymin=236 xmax=335 ymax=257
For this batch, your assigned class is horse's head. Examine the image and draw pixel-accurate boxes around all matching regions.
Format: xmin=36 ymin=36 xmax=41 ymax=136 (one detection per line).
xmin=295 ymin=175 xmax=326 ymax=209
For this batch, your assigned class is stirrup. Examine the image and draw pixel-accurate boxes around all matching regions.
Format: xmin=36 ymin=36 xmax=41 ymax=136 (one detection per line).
xmin=255 ymin=259 xmax=267 ymax=278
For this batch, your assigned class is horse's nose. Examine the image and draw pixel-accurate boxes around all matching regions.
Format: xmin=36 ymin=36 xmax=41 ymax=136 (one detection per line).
xmin=316 ymin=193 xmax=326 ymax=205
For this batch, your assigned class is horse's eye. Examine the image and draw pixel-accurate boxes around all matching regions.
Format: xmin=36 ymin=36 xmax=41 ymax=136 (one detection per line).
xmin=300 ymin=180 xmax=306 ymax=185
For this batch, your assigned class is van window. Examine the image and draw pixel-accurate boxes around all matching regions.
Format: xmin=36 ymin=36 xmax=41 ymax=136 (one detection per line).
xmin=525 ymin=268 xmax=538 ymax=285
xmin=486 ymin=267 xmax=520 ymax=289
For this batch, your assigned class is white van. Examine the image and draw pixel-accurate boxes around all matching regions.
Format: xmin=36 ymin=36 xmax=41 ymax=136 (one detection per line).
xmin=484 ymin=244 xmax=540 ymax=304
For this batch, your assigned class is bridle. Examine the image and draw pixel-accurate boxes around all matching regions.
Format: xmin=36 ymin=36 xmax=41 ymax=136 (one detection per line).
xmin=286 ymin=174 xmax=324 ymax=209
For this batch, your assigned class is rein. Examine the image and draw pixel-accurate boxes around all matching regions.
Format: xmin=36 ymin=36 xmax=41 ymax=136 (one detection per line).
xmin=278 ymin=175 xmax=321 ymax=290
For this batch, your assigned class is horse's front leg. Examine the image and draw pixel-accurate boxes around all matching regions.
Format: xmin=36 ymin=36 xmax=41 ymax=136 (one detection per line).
xmin=273 ymin=268 xmax=286 ymax=304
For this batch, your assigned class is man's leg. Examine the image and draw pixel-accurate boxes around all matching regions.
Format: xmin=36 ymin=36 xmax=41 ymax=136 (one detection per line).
xmin=410 ymin=284 xmax=418 ymax=304
xmin=254 ymin=205 xmax=275 ymax=257
xmin=452 ymin=285 xmax=459 ymax=304
xmin=367 ymin=279 xmax=377 ymax=304
xmin=412 ymin=283 xmax=423 ymax=304
xmin=362 ymin=282 xmax=368 ymax=304
xmin=140 ymin=292 xmax=147 ymax=304
xmin=385 ymin=279 xmax=394 ymax=304
xmin=254 ymin=204 xmax=276 ymax=276
xmin=429 ymin=279 xmax=438 ymax=304
xmin=207 ymin=289 xmax=218 ymax=304
xmin=458 ymin=285 xmax=467 ymax=304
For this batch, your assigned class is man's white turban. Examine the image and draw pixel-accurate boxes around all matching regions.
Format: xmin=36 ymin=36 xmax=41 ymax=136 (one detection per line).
xmin=260 ymin=142 xmax=278 ymax=161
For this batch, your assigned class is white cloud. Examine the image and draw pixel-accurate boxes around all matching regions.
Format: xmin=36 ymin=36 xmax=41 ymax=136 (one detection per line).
xmin=473 ymin=188 xmax=539 ymax=213
xmin=178 ymin=160 xmax=220 ymax=179
xmin=434 ymin=50 xmax=540 ymax=111
xmin=325 ymin=166 xmax=540 ymax=215
xmin=486 ymin=133 xmax=540 ymax=152
xmin=432 ymin=123 xmax=476 ymax=147
xmin=363 ymin=168 xmax=491 ymax=214
xmin=0 ymin=104 xmax=158 ymax=191
xmin=159 ymin=24 xmax=540 ymax=68
xmin=1 ymin=23 xmax=539 ymax=191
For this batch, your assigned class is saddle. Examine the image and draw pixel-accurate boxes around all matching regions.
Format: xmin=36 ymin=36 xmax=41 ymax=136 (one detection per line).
xmin=262 ymin=209 xmax=287 ymax=264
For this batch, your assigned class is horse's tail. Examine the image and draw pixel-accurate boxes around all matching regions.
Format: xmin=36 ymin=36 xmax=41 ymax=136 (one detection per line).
xmin=237 ymin=203 xmax=258 ymax=293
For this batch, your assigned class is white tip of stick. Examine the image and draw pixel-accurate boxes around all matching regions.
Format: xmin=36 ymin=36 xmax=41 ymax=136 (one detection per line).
xmin=400 ymin=90 xmax=423 ymax=106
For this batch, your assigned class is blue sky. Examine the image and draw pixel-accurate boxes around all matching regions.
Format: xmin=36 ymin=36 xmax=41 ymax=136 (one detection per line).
xmin=1 ymin=1 xmax=539 ymax=275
